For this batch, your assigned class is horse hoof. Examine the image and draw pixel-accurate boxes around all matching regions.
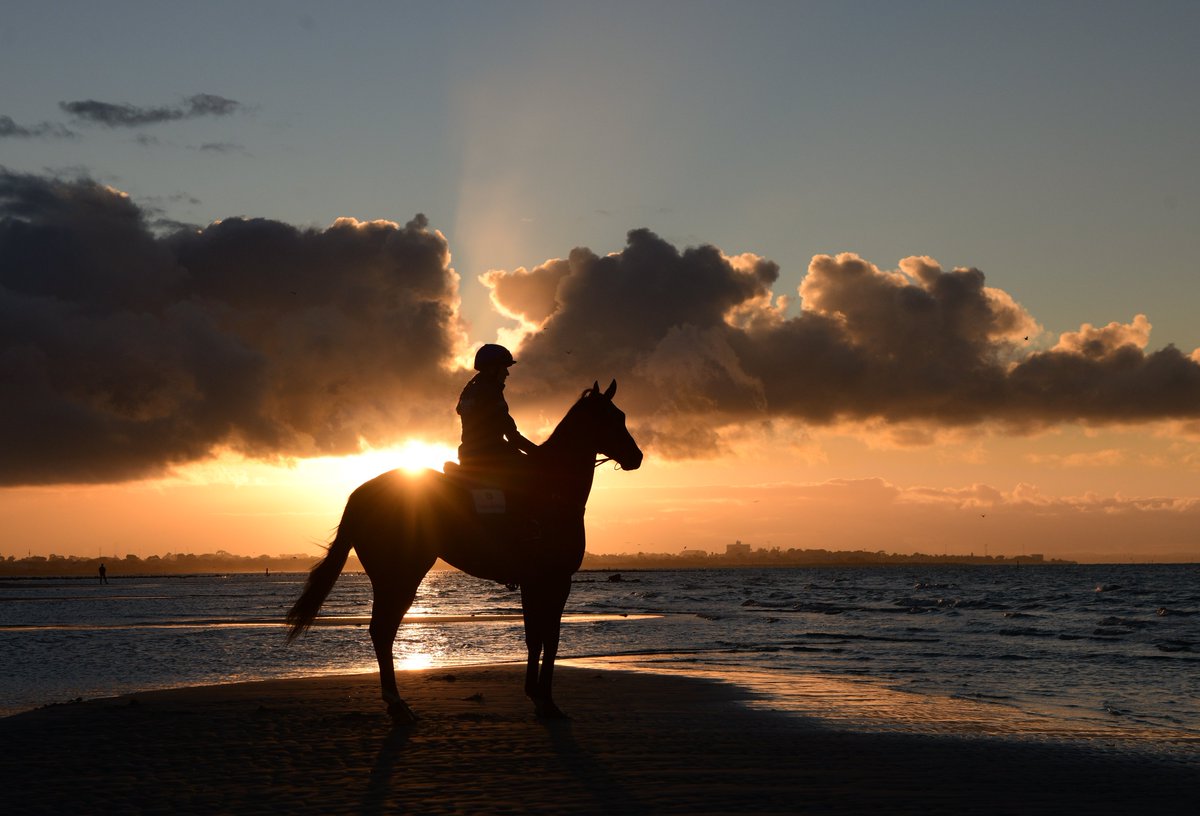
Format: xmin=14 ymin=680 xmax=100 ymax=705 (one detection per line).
xmin=388 ymin=699 xmax=418 ymax=725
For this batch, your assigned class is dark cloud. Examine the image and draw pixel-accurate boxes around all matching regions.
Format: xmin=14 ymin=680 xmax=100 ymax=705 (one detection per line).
xmin=0 ymin=115 xmax=76 ymax=139
xmin=0 ymin=170 xmax=463 ymax=485
xmin=149 ymin=216 xmax=202 ymax=233
xmin=4 ymin=173 xmax=1198 ymax=484
xmin=59 ymin=94 xmax=241 ymax=128
xmin=194 ymin=141 xmax=244 ymax=154
xmin=487 ymin=230 xmax=1200 ymax=455
xmin=137 ymin=193 xmax=204 ymax=235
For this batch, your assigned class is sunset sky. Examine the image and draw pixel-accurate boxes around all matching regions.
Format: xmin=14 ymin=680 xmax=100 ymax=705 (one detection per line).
xmin=2 ymin=1 xmax=1199 ymax=563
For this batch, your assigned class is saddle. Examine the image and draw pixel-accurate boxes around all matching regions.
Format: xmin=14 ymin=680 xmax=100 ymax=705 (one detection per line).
xmin=443 ymin=462 xmax=542 ymax=550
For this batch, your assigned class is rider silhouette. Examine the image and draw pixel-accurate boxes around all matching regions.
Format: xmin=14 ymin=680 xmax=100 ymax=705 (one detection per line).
xmin=456 ymin=343 xmax=537 ymax=490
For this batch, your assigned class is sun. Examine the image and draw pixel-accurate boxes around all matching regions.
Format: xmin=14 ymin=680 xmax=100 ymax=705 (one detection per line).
xmin=391 ymin=439 xmax=459 ymax=474
xmin=310 ymin=439 xmax=459 ymax=489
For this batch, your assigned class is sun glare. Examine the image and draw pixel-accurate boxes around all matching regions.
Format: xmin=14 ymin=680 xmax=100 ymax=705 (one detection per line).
xmin=392 ymin=439 xmax=459 ymax=474
xmin=303 ymin=439 xmax=459 ymax=489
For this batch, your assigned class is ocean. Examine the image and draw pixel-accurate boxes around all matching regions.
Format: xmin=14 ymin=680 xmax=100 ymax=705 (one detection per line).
xmin=2 ymin=564 xmax=1197 ymax=757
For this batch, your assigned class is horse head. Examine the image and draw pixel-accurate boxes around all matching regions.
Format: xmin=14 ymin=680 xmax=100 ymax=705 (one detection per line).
xmin=581 ymin=379 xmax=643 ymax=471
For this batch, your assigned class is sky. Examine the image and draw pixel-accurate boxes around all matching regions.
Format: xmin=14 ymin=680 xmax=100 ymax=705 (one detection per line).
xmin=2 ymin=0 xmax=1199 ymax=563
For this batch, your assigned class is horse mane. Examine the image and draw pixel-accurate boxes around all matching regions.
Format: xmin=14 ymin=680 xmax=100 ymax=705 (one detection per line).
xmin=540 ymin=385 xmax=601 ymax=451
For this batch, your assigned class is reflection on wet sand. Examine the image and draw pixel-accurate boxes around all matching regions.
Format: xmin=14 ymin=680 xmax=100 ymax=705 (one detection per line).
xmin=565 ymin=655 xmax=1199 ymax=757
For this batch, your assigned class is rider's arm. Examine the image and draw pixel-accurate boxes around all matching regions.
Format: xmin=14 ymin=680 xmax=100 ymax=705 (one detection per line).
xmin=507 ymin=429 xmax=538 ymax=454
xmin=494 ymin=389 xmax=536 ymax=454
xmin=498 ymin=411 xmax=537 ymax=454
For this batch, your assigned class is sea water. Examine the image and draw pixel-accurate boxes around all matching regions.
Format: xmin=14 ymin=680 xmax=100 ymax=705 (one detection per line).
xmin=2 ymin=565 xmax=1197 ymax=753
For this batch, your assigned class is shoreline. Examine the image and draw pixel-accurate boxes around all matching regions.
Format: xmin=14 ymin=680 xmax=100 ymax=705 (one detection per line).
xmin=564 ymin=656 xmax=1200 ymax=755
xmin=0 ymin=559 xmax=1086 ymax=581
xmin=7 ymin=561 xmax=1200 ymax=582
xmin=2 ymin=665 xmax=1196 ymax=815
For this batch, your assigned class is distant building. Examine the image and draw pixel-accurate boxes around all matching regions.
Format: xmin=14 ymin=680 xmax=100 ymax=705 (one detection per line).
xmin=726 ymin=541 xmax=751 ymax=557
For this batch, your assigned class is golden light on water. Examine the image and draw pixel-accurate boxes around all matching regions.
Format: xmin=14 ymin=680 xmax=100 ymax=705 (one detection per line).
xmin=396 ymin=651 xmax=436 ymax=671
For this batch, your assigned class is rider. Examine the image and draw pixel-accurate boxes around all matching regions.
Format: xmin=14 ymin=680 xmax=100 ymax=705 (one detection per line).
xmin=456 ymin=343 xmax=538 ymax=490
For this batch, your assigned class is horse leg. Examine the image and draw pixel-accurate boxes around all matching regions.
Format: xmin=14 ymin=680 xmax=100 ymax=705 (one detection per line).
xmin=535 ymin=575 xmax=572 ymax=717
xmin=522 ymin=576 xmax=572 ymax=719
xmin=369 ymin=576 xmax=422 ymax=725
xmin=521 ymin=583 xmax=544 ymax=701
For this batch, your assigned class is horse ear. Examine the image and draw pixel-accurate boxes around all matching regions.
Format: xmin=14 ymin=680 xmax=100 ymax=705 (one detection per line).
xmin=603 ymin=379 xmax=617 ymax=399
xmin=592 ymin=380 xmax=600 ymax=395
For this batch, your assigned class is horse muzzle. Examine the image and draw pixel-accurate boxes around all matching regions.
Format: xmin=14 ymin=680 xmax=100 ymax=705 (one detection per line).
xmin=615 ymin=448 xmax=643 ymax=471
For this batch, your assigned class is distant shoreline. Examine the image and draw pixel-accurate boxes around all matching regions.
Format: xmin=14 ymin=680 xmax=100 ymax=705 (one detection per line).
xmin=6 ymin=552 xmax=1200 ymax=579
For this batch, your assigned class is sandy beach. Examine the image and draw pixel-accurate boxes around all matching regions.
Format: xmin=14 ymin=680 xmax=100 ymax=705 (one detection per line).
xmin=1 ymin=665 xmax=1195 ymax=815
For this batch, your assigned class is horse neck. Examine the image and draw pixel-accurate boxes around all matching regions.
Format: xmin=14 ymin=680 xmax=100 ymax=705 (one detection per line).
xmin=538 ymin=407 xmax=598 ymax=508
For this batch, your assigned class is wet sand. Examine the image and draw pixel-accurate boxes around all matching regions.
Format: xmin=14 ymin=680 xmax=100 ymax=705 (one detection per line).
xmin=1 ymin=665 xmax=1195 ymax=815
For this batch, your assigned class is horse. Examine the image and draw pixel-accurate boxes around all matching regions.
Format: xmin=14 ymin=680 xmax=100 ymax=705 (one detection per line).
xmin=285 ymin=380 xmax=643 ymax=723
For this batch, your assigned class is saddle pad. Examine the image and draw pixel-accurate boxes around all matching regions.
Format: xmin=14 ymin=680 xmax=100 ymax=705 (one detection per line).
xmin=470 ymin=488 xmax=507 ymax=515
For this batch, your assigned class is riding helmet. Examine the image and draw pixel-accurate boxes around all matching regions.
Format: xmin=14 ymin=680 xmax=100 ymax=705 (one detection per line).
xmin=473 ymin=343 xmax=516 ymax=371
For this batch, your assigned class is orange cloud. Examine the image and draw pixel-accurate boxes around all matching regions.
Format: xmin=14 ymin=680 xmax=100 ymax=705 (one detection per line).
xmin=1052 ymin=314 xmax=1151 ymax=357
xmin=1025 ymin=449 xmax=1127 ymax=468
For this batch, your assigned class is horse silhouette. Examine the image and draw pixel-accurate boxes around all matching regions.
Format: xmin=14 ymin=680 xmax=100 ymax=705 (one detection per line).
xmin=286 ymin=380 xmax=643 ymax=722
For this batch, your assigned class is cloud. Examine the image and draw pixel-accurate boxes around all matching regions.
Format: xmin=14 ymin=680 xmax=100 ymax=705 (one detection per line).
xmin=485 ymin=230 xmax=1200 ymax=455
xmin=4 ymin=178 xmax=1199 ymax=485
xmin=194 ymin=141 xmax=245 ymax=154
xmin=498 ymin=230 xmax=781 ymax=421
xmin=480 ymin=260 xmax=572 ymax=328
xmin=1024 ymin=449 xmax=1127 ymax=468
xmin=0 ymin=115 xmax=76 ymax=139
xmin=1051 ymin=314 xmax=1151 ymax=357
xmin=0 ymin=170 xmax=464 ymax=485
xmin=59 ymin=94 xmax=242 ymax=128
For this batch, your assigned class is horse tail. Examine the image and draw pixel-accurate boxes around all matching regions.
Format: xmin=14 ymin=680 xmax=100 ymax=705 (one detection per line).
xmin=285 ymin=527 xmax=353 ymax=643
